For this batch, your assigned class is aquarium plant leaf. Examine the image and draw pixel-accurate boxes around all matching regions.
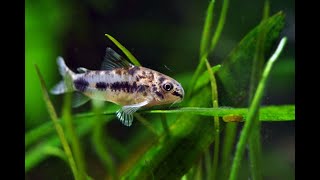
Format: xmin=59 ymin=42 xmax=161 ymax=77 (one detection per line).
xmin=144 ymin=105 xmax=294 ymax=121
xmin=229 ymin=37 xmax=287 ymax=180
xmin=193 ymin=65 xmax=221 ymax=92
xmin=216 ymin=11 xmax=285 ymax=106
xmin=25 ymin=103 xmax=294 ymax=172
xmin=34 ymin=65 xmax=79 ymax=180
xmin=248 ymin=2 xmax=270 ymax=180
xmin=188 ymin=0 xmax=229 ymax=98
xmin=25 ymin=104 xmax=119 ymax=148
xmin=105 ymin=34 xmax=141 ymax=66
xmin=218 ymin=12 xmax=285 ymax=180
xmin=119 ymin=12 xmax=287 ymax=179
xmin=25 ymin=115 xmax=114 ymax=172
xmin=199 ymin=0 xmax=216 ymax=57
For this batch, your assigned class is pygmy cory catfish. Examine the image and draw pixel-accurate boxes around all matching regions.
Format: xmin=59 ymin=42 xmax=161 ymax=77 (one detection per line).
xmin=51 ymin=48 xmax=184 ymax=126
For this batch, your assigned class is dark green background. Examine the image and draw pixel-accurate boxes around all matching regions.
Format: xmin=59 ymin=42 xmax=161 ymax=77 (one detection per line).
xmin=26 ymin=0 xmax=294 ymax=179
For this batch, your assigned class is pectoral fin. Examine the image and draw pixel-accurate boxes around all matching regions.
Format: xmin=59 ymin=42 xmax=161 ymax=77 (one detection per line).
xmin=116 ymin=100 xmax=149 ymax=126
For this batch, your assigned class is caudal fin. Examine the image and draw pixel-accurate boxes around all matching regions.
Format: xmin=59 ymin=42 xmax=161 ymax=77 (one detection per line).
xmin=50 ymin=56 xmax=75 ymax=95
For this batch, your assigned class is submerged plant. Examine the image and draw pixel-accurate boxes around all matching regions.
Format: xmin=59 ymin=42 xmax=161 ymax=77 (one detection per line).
xmin=26 ymin=0 xmax=294 ymax=179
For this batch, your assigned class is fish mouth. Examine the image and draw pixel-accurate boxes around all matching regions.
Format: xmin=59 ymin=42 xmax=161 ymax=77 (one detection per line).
xmin=172 ymin=91 xmax=183 ymax=98
xmin=172 ymin=87 xmax=184 ymax=102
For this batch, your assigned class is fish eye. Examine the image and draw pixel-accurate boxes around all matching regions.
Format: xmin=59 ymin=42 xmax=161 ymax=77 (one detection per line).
xmin=162 ymin=83 xmax=173 ymax=91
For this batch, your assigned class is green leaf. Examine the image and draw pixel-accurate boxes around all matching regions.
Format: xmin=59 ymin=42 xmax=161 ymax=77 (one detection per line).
xmin=34 ymin=65 xmax=79 ymax=179
xmin=122 ymin=86 xmax=215 ymax=179
xmin=218 ymin=11 xmax=285 ymax=180
xmin=217 ymin=11 xmax=285 ymax=106
xmin=105 ymin=34 xmax=141 ymax=66
xmin=25 ymin=113 xmax=115 ymax=172
xmin=229 ymin=37 xmax=287 ymax=180
xmin=144 ymin=105 xmax=294 ymax=121
xmin=200 ymin=0 xmax=216 ymax=57
xmin=120 ymin=12 xmax=287 ymax=180
xmin=193 ymin=65 xmax=221 ymax=92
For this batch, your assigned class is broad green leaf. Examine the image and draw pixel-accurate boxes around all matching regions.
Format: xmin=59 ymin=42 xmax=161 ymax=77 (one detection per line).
xmin=121 ymin=12 xmax=287 ymax=180
xmin=217 ymin=12 xmax=285 ymax=106
xmin=122 ymin=85 xmax=214 ymax=179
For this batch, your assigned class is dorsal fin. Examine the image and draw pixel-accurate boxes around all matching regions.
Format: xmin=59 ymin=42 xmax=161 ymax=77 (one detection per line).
xmin=77 ymin=67 xmax=89 ymax=73
xmin=101 ymin=48 xmax=133 ymax=70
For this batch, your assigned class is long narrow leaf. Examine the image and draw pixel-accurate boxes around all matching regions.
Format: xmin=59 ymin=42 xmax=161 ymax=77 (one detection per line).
xmin=229 ymin=37 xmax=287 ymax=180
xmin=34 ymin=65 xmax=79 ymax=180
xmin=105 ymin=34 xmax=141 ymax=66
xmin=144 ymin=105 xmax=294 ymax=121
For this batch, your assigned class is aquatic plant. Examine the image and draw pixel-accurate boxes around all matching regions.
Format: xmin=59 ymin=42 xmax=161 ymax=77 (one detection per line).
xmin=26 ymin=0 xmax=294 ymax=179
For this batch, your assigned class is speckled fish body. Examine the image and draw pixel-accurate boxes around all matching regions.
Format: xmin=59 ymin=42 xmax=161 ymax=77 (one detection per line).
xmin=73 ymin=66 xmax=183 ymax=106
xmin=51 ymin=48 xmax=184 ymax=126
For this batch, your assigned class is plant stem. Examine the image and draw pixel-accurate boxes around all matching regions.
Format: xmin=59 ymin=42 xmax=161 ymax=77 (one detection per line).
xmin=35 ymin=65 xmax=79 ymax=180
xmin=200 ymin=0 xmax=215 ymax=57
xmin=204 ymin=149 xmax=212 ymax=179
xmin=195 ymin=160 xmax=203 ymax=180
xmin=160 ymin=114 xmax=170 ymax=135
xmin=134 ymin=113 xmax=159 ymax=136
xmin=188 ymin=0 xmax=229 ymax=98
xmin=209 ymin=0 xmax=230 ymax=53
xmin=205 ymin=59 xmax=220 ymax=179
xmin=220 ymin=123 xmax=237 ymax=180
xmin=92 ymin=101 xmax=118 ymax=180
xmin=229 ymin=37 xmax=287 ymax=180
xmin=187 ymin=0 xmax=216 ymax=98
xmin=248 ymin=120 xmax=263 ymax=180
xmin=63 ymin=93 xmax=87 ymax=180
xmin=248 ymin=2 xmax=269 ymax=180
xmin=212 ymin=100 xmax=220 ymax=178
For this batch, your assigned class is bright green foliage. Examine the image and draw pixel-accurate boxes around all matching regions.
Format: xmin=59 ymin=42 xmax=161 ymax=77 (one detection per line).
xmin=25 ymin=1 xmax=70 ymax=129
xmin=217 ymin=12 xmax=285 ymax=106
xmin=26 ymin=1 xmax=294 ymax=179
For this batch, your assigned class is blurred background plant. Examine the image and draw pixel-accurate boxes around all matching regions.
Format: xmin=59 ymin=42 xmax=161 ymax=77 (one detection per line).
xmin=25 ymin=0 xmax=294 ymax=179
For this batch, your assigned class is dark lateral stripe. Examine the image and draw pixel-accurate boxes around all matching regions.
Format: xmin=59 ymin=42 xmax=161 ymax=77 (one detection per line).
xmin=74 ymin=78 xmax=89 ymax=92
xmin=96 ymin=82 xmax=109 ymax=91
xmin=172 ymin=91 xmax=183 ymax=99
xmin=110 ymin=81 xmax=139 ymax=93
xmin=155 ymin=91 xmax=164 ymax=99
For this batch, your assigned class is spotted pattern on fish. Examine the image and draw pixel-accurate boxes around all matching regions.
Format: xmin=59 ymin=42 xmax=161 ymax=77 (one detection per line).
xmin=172 ymin=91 xmax=183 ymax=99
xmin=74 ymin=78 xmax=89 ymax=92
xmin=110 ymin=81 xmax=138 ymax=93
xmin=128 ymin=66 xmax=140 ymax=76
xmin=51 ymin=48 xmax=185 ymax=127
xmin=155 ymin=91 xmax=164 ymax=99
xmin=137 ymin=85 xmax=146 ymax=92
xmin=152 ymin=86 xmax=157 ymax=92
xmin=96 ymin=82 xmax=109 ymax=91
xmin=158 ymin=76 xmax=165 ymax=84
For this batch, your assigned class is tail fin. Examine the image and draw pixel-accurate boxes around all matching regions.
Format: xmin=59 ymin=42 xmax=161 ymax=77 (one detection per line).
xmin=50 ymin=56 xmax=75 ymax=95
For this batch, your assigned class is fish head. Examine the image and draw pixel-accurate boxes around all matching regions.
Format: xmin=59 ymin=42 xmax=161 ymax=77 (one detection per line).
xmin=151 ymin=74 xmax=185 ymax=105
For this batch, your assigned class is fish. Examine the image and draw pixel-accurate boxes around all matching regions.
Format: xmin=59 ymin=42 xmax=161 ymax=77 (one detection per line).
xmin=51 ymin=48 xmax=185 ymax=126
